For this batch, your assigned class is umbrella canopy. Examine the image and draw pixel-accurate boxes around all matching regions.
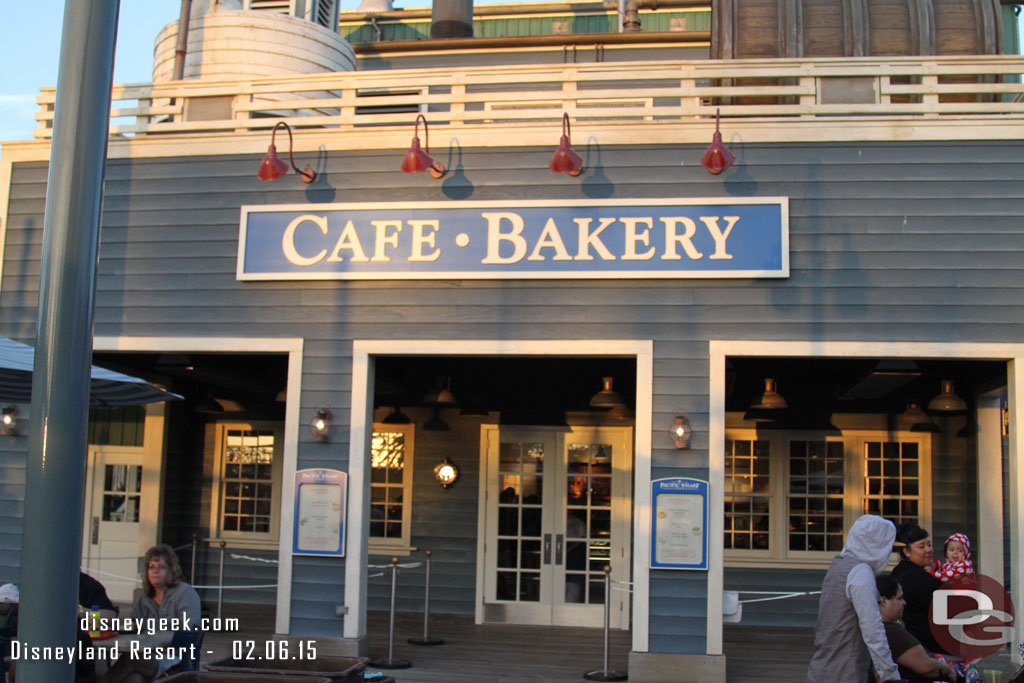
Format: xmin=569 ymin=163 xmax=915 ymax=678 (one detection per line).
xmin=0 ymin=336 xmax=182 ymax=405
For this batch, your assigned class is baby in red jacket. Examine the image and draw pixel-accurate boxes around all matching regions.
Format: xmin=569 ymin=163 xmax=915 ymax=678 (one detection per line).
xmin=931 ymin=532 xmax=975 ymax=583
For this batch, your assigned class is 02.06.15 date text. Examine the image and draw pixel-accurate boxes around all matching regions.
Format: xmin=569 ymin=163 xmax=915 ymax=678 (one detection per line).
xmin=232 ymin=639 xmax=317 ymax=660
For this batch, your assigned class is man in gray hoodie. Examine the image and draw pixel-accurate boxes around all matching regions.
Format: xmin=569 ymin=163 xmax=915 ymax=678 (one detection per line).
xmin=806 ymin=514 xmax=901 ymax=682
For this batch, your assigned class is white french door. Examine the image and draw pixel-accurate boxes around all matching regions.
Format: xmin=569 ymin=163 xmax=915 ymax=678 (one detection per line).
xmin=80 ymin=445 xmax=146 ymax=603
xmin=480 ymin=425 xmax=632 ymax=628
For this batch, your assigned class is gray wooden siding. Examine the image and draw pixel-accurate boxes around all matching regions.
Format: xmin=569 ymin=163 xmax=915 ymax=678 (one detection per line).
xmin=2 ymin=140 xmax=1022 ymax=654
xmin=725 ymin=568 xmax=825 ymax=628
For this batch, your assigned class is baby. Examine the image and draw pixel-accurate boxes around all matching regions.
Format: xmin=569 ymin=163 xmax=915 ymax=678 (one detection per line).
xmin=931 ymin=532 xmax=975 ymax=583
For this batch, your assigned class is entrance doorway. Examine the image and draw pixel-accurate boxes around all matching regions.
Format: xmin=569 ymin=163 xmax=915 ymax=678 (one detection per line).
xmin=480 ymin=425 xmax=632 ymax=627
xmin=80 ymin=445 xmax=146 ymax=604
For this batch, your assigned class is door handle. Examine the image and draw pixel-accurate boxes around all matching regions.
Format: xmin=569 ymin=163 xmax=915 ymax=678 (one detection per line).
xmin=91 ymin=516 xmax=99 ymax=545
xmin=555 ymin=534 xmax=564 ymax=565
xmin=543 ymin=534 xmax=552 ymax=565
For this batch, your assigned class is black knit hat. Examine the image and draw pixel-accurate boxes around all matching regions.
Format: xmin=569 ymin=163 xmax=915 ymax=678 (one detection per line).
xmin=894 ymin=522 xmax=929 ymax=551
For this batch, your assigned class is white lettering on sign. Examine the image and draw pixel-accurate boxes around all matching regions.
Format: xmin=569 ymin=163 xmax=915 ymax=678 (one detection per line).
xmin=371 ymin=220 xmax=403 ymax=262
xmin=622 ymin=217 xmax=655 ymax=260
xmin=701 ymin=216 xmax=740 ymax=260
xmin=408 ymin=220 xmax=441 ymax=262
xmin=327 ymin=220 xmax=370 ymax=263
xmin=573 ymin=217 xmax=616 ymax=261
xmin=661 ymin=217 xmax=703 ymax=260
xmin=282 ymin=214 xmax=329 ymax=266
xmin=481 ymin=212 xmax=527 ymax=264
xmin=276 ymin=212 xmax=742 ymax=268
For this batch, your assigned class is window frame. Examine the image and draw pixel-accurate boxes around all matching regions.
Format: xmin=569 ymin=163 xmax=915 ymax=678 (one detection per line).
xmin=208 ymin=421 xmax=284 ymax=550
xmin=369 ymin=422 xmax=416 ymax=556
xmin=724 ymin=428 xmax=931 ymax=569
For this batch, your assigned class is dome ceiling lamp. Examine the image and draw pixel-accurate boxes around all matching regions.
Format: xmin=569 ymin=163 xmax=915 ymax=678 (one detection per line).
xmin=701 ymin=108 xmax=735 ymax=175
xmin=257 ymin=122 xmax=316 ymax=184
xmin=550 ymin=112 xmax=584 ymax=177
xmin=899 ymin=402 xmax=940 ymax=433
xmin=401 ymin=114 xmax=446 ymax=179
xmin=590 ymin=376 xmax=625 ymax=408
xmin=744 ymin=377 xmax=787 ymax=422
xmin=927 ymin=379 xmax=967 ymax=413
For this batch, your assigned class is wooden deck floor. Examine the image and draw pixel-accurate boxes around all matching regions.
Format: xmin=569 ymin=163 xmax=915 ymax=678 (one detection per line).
xmin=199 ymin=607 xmax=1017 ymax=682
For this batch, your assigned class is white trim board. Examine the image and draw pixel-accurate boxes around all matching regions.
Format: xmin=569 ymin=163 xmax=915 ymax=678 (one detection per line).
xmin=346 ymin=339 xmax=654 ymax=653
xmin=707 ymin=340 xmax=1024 ymax=662
xmin=94 ymin=336 xmax=304 ymax=636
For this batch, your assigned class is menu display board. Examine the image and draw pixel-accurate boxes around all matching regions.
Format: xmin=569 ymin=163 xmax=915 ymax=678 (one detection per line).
xmin=650 ymin=477 xmax=708 ymax=570
xmin=292 ymin=469 xmax=346 ymax=556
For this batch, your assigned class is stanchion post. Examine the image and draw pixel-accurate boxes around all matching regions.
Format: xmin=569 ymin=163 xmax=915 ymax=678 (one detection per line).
xmin=370 ymin=557 xmax=412 ymax=669
xmin=584 ymin=566 xmax=627 ymax=682
xmin=409 ymin=549 xmax=444 ymax=646
xmin=190 ymin=533 xmax=198 ymax=584
xmin=217 ymin=540 xmax=226 ymax=621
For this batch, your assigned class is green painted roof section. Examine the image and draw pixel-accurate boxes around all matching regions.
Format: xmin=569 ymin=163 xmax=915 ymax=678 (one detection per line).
xmin=340 ymin=10 xmax=710 ymax=43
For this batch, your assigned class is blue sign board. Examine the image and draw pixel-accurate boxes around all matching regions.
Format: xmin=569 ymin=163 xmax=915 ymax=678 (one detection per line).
xmin=238 ymin=199 xmax=788 ymax=280
xmin=293 ymin=468 xmax=346 ymax=557
xmin=651 ymin=477 xmax=709 ymax=571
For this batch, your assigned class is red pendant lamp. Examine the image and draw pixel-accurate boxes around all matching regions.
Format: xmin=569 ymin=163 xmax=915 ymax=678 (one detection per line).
xmin=257 ymin=122 xmax=316 ymax=183
xmin=401 ymin=114 xmax=446 ymax=179
xmin=549 ymin=112 xmax=583 ymax=176
xmin=701 ymin=108 xmax=735 ymax=175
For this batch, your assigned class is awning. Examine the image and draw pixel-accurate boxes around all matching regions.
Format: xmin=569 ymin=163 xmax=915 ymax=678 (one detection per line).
xmin=0 ymin=336 xmax=182 ymax=405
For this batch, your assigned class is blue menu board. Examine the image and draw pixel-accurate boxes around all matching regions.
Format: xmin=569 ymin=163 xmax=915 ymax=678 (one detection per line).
xmin=650 ymin=477 xmax=708 ymax=570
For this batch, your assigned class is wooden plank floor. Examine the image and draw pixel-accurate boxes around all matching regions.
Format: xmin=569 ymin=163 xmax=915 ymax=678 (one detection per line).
xmin=198 ymin=608 xmax=1018 ymax=682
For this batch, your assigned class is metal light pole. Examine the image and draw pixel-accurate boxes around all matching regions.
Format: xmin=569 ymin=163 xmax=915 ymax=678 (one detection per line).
xmin=18 ymin=1 xmax=120 ymax=680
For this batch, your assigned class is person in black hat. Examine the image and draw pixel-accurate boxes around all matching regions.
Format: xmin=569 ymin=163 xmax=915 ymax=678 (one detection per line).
xmin=892 ymin=522 xmax=946 ymax=654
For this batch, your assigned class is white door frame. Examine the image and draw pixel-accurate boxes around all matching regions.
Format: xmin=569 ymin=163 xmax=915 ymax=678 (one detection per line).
xmin=94 ymin=336 xmax=304 ymax=635
xmin=346 ymin=340 xmax=654 ymax=653
xmin=708 ymin=340 xmax=1024 ymax=665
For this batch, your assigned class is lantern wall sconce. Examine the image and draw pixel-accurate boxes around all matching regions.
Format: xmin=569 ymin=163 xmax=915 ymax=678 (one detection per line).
xmin=1 ymin=406 xmax=17 ymax=436
xmin=701 ymin=108 xmax=735 ymax=175
xmin=310 ymin=407 xmax=332 ymax=441
xmin=434 ymin=458 xmax=460 ymax=489
xmin=550 ymin=112 xmax=583 ymax=176
xmin=257 ymin=122 xmax=317 ymax=184
xmin=402 ymin=114 xmax=446 ymax=179
xmin=668 ymin=412 xmax=692 ymax=449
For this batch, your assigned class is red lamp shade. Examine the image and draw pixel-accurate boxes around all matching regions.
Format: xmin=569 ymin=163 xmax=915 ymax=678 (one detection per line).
xmin=550 ymin=113 xmax=583 ymax=176
xmin=701 ymin=109 xmax=735 ymax=175
xmin=402 ymin=115 xmax=445 ymax=179
xmin=258 ymin=144 xmax=289 ymax=181
xmin=255 ymin=122 xmax=317 ymax=183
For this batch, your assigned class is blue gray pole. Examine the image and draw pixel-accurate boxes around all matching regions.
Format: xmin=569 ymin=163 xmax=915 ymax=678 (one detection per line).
xmin=18 ymin=1 xmax=120 ymax=680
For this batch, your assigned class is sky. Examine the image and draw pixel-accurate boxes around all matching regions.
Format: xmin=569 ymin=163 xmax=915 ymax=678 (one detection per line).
xmin=1 ymin=2 xmax=1022 ymax=146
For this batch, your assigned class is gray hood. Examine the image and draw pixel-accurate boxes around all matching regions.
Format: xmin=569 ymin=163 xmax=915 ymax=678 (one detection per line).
xmin=841 ymin=514 xmax=897 ymax=574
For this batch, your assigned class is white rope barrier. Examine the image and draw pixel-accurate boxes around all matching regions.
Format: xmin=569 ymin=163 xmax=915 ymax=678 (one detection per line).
xmin=367 ymin=562 xmax=422 ymax=570
xmin=81 ymin=567 xmax=142 ymax=583
xmin=734 ymin=590 xmax=821 ymax=605
xmin=230 ymin=553 xmax=279 ymax=564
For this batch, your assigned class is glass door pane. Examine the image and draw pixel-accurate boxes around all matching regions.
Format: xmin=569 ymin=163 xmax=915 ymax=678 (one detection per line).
xmin=564 ymin=442 xmax=612 ymax=605
xmin=495 ymin=441 xmax=545 ymax=602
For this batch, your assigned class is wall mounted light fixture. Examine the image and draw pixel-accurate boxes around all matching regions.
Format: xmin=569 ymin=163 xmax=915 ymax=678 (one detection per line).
xmin=701 ymin=108 xmax=735 ymax=175
xmin=434 ymin=458 xmax=460 ymax=489
xmin=669 ymin=412 xmax=692 ymax=449
xmin=550 ymin=113 xmax=583 ymax=176
xmin=401 ymin=114 xmax=446 ymax=178
xmin=1 ymin=406 xmax=17 ymax=436
xmin=310 ymin=407 xmax=332 ymax=441
xmin=257 ymin=122 xmax=316 ymax=184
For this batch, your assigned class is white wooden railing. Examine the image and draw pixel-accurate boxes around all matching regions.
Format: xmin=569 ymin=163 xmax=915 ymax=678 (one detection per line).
xmin=32 ymin=55 xmax=1024 ymax=140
